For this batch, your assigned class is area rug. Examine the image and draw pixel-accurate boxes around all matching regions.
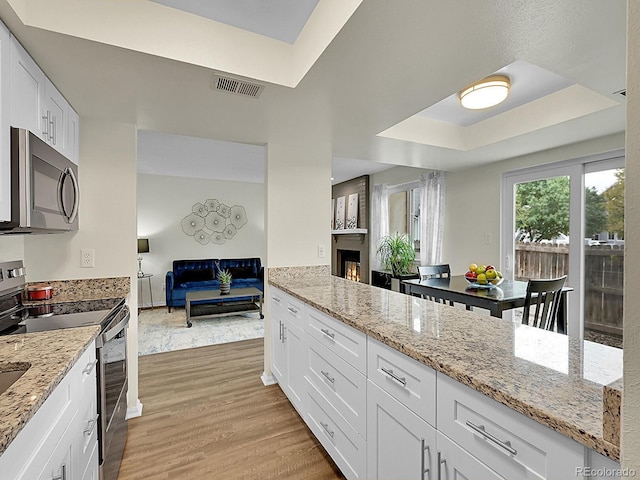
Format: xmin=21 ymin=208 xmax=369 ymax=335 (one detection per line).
xmin=137 ymin=307 xmax=264 ymax=356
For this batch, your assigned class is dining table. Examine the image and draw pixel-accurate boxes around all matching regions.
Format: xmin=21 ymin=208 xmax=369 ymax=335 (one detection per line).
xmin=402 ymin=275 xmax=572 ymax=334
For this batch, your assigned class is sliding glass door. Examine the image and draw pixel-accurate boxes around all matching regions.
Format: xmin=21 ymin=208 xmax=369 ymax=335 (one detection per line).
xmin=502 ymin=153 xmax=624 ymax=345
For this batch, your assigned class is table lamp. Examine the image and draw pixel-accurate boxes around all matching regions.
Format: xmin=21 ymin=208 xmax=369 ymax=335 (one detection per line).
xmin=137 ymin=238 xmax=149 ymax=278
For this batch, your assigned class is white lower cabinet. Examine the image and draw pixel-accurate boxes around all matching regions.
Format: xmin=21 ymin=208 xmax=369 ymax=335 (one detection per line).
xmin=269 ymin=286 xmax=622 ymax=480
xmin=0 ymin=342 xmax=98 ymax=480
xmin=437 ymin=431 xmax=505 ymax=480
xmin=306 ymin=382 xmax=367 ymax=479
xmin=367 ymin=380 xmax=436 ymax=480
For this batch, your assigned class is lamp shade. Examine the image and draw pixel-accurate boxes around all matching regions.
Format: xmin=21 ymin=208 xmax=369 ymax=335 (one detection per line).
xmin=137 ymin=238 xmax=150 ymax=254
xmin=459 ymin=75 xmax=510 ymax=110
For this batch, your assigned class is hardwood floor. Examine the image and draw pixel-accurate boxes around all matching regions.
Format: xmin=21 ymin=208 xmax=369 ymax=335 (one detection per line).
xmin=118 ymin=338 xmax=345 ymax=480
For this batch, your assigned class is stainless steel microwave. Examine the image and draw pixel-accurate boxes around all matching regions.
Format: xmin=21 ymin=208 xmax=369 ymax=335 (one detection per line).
xmin=0 ymin=127 xmax=79 ymax=234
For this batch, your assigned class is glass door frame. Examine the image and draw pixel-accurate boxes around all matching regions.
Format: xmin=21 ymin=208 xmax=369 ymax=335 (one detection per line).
xmin=501 ymin=150 xmax=624 ymax=339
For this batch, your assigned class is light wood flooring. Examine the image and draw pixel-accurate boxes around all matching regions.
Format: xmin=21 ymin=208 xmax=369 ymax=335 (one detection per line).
xmin=118 ymin=338 xmax=345 ymax=480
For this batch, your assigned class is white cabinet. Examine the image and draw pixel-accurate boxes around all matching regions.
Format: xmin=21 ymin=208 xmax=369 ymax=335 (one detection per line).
xmin=0 ymin=342 xmax=98 ymax=480
xmin=367 ymin=380 xmax=436 ymax=480
xmin=0 ymin=20 xmax=12 ymax=222
xmin=437 ymin=432 xmax=506 ymax=480
xmin=270 ymin=288 xmax=307 ymax=415
xmin=437 ymin=373 xmax=584 ymax=480
xmin=9 ymin=35 xmax=79 ymax=164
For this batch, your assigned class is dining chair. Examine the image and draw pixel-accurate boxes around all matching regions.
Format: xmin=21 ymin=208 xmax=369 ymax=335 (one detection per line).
xmin=416 ymin=264 xmax=453 ymax=305
xmin=521 ymin=276 xmax=567 ymax=332
xmin=417 ymin=264 xmax=451 ymax=280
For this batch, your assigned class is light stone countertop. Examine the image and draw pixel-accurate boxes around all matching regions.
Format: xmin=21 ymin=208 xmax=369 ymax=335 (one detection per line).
xmin=0 ymin=326 xmax=101 ymax=456
xmin=268 ymin=266 xmax=622 ymax=461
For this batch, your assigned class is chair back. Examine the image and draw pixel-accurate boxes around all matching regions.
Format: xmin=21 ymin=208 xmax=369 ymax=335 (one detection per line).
xmin=418 ymin=264 xmax=451 ymax=280
xmin=416 ymin=264 xmax=452 ymax=305
xmin=522 ymin=276 xmax=567 ymax=331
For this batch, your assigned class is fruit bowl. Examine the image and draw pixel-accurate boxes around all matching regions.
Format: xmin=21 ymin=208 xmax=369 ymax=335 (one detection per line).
xmin=464 ymin=276 xmax=504 ymax=288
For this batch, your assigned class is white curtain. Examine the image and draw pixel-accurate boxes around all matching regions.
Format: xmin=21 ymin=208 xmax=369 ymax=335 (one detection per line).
xmin=370 ymin=184 xmax=389 ymax=270
xmin=419 ymin=171 xmax=445 ymax=265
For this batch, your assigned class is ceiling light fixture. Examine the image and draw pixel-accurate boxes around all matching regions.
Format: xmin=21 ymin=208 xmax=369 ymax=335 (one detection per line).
xmin=459 ymin=75 xmax=511 ymax=110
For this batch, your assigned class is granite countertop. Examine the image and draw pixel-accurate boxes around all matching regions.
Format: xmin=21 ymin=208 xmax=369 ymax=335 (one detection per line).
xmin=0 ymin=326 xmax=101 ymax=456
xmin=268 ymin=266 xmax=622 ymax=461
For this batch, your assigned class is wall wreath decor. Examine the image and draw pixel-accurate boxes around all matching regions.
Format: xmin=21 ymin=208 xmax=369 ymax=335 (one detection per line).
xmin=181 ymin=199 xmax=248 ymax=245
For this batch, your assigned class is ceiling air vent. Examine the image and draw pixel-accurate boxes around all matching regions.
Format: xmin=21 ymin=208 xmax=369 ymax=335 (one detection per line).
xmin=210 ymin=73 xmax=264 ymax=99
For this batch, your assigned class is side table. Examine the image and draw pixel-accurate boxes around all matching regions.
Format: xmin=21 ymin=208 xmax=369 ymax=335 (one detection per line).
xmin=138 ymin=273 xmax=153 ymax=310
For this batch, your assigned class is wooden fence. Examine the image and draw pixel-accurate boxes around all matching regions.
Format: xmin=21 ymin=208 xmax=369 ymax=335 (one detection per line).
xmin=515 ymin=242 xmax=624 ymax=336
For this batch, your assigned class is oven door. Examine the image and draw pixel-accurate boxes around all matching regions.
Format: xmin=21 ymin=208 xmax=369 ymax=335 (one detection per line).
xmin=96 ymin=305 xmax=129 ymax=480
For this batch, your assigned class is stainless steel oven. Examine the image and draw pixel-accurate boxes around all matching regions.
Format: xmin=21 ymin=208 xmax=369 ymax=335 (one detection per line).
xmin=96 ymin=303 xmax=130 ymax=480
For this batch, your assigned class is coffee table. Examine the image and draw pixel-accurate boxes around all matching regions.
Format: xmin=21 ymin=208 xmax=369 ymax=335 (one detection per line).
xmin=185 ymin=287 xmax=264 ymax=328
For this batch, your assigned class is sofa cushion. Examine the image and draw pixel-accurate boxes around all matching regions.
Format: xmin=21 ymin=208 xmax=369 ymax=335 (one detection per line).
xmin=176 ymin=268 xmax=214 ymax=285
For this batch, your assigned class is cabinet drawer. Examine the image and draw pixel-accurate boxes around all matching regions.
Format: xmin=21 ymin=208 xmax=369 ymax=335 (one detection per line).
xmin=367 ymin=337 xmax=436 ymax=427
xmin=271 ymin=288 xmax=305 ymax=328
xmin=307 ymin=337 xmax=367 ymax=437
xmin=306 ymin=384 xmax=367 ymax=480
xmin=437 ymin=373 xmax=584 ymax=480
xmin=307 ymin=307 xmax=366 ymax=374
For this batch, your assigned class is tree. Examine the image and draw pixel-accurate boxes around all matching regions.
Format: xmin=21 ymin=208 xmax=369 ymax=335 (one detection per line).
xmin=585 ymin=186 xmax=607 ymax=237
xmin=515 ymin=177 xmax=569 ymax=242
xmin=604 ymin=169 xmax=624 ymax=238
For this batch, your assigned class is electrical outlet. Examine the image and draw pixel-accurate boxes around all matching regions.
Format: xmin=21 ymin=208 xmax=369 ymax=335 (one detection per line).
xmin=484 ymin=233 xmax=492 ymax=245
xmin=81 ymin=249 xmax=95 ymax=268
xmin=318 ymin=244 xmax=326 ymax=258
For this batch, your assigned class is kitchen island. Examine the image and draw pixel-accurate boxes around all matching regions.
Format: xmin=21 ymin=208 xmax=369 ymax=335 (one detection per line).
xmin=268 ymin=266 xmax=622 ymax=475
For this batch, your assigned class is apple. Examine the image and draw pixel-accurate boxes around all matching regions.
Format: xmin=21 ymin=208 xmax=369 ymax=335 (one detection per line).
xmin=485 ymin=265 xmax=495 ymax=271
xmin=476 ymin=273 xmax=488 ymax=284
xmin=485 ymin=269 xmax=497 ymax=280
xmin=465 ymin=270 xmax=477 ymax=281
xmin=469 ymin=263 xmax=478 ymax=273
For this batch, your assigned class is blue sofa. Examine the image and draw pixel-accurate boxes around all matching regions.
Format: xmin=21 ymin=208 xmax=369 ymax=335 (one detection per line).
xmin=165 ymin=258 xmax=264 ymax=312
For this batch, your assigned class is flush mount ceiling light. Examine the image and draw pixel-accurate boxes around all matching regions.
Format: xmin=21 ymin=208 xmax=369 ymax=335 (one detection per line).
xmin=459 ymin=75 xmax=511 ymax=110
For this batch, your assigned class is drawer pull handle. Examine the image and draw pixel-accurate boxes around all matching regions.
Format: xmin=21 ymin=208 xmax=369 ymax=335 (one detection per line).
xmin=272 ymin=296 xmax=281 ymax=303
xmin=82 ymin=359 xmax=98 ymax=376
xmin=320 ymin=328 xmax=335 ymax=339
xmin=287 ymin=306 xmax=298 ymax=315
xmin=52 ymin=464 xmax=66 ymax=480
xmin=381 ymin=367 xmax=407 ymax=386
xmin=321 ymin=370 xmax=335 ymax=384
xmin=84 ymin=414 xmax=99 ymax=435
xmin=466 ymin=421 xmax=518 ymax=455
xmin=420 ymin=439 xmax=430 ymax=480
xmin=320 ymin=421 xmax=334 ymax=439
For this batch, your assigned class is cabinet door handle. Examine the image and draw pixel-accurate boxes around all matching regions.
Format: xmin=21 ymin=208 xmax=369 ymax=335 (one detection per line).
xmin=282 ymin=324 xmax=286 ymax=342
xmin=84 ymin=414 xmax=100 ymax=435
xmin=52 ymin=115 xmax=56 ymax=144
xmin=321 ymin=370 xmax=335 ymax=384
xmin=437 ymin=452 xmax=445 ymax=480
xmin=466 ymin=421 xmax=518 ymax=455
xmin=381 ymin=367 xmax=407 ymax=386
xmin=287 ymin=306 xmax=298 ymax=315
xmin=278 ymin=321 xmax=282 ymax=341
xmin=320 ymin=421 xmax=334 ymax=439
xmin=83 ymin=359 xmax=98 ymax=376
xmin=42 ymin=111 xmax=49 ymax=138
xmin=52 ymin=464 xmax=66 ymax=480
xmin=420 ymin=439 xmax=430 ymax=480
xmin=320 ymin=328 xmax=335 ymax=339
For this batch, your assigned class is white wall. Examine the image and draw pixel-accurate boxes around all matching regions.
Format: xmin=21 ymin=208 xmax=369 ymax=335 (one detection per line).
xmin=137 ymin=173 xmax=266 ymax=306
xmin=263 ymin=141 xmax=331 ymax=380
xmin=623 ymin=0 xmax=640 ymax=469
xmin=444 ymin=132 xmax=625 ymax=276
xmin=0 ymin=236 xmax=24 ymax=262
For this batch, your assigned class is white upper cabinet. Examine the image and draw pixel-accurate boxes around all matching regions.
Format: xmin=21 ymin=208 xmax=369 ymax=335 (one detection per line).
xmin=9 ymin=35 xmax=79 ymax=164
xmin=0 ymin=20 xmax=11 ymax=222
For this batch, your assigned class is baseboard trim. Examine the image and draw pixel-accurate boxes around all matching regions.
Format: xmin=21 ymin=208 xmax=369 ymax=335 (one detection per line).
xmin=126 ymin=399 xmax=144 ymax=419
xmin=261 ymin=372 xmax=277 ymax=386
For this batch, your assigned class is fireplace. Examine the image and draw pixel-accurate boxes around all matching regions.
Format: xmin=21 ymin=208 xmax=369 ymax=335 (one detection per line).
xmin=338 ymin=249 xmax=361 ymax=282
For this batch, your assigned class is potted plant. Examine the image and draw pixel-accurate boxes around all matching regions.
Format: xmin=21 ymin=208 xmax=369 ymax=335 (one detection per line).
xmin=377 ymin=232 xmax=416 ymax=276
xmin=218 ymin=269 xmax=232 ymax=295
